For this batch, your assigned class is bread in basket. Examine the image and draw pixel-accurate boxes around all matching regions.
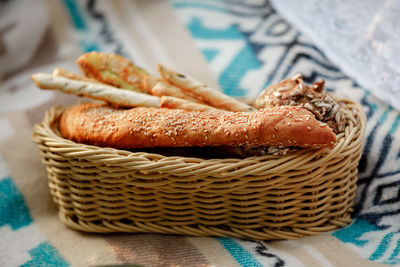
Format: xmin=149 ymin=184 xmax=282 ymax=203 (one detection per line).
xmin=31 ymin=52 xmax=366 ymax=240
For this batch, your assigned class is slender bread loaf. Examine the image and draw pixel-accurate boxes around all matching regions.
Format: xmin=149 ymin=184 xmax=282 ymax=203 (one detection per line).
xmin=59 ymin=103 xmax=336 ymax=149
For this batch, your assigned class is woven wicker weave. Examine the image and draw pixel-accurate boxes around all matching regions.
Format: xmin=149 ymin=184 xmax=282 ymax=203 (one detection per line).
xmin=32 ymin=99 xmax=365 ymax=240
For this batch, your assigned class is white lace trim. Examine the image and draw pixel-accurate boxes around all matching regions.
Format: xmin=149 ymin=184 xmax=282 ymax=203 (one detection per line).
xmin=270 ymin=0 xmax=400 ymax=110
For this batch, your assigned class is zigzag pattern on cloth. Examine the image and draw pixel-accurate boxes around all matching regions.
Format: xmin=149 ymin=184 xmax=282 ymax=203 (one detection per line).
xmin=172 ymin=0 xmax=400 ymax=264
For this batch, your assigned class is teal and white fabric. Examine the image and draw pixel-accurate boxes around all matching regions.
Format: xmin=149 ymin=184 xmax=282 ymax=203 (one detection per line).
xmin=172 ymin=1 xmax=400 ymax=264
xmin=0 ymin=158 xmax=67 ymax=266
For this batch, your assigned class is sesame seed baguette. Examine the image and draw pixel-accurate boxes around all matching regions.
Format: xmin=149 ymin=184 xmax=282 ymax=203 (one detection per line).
xmin=31 ymin=73 xmax=160 ymax=108
xmin=59 ymin=103 xmax=337 ymax=149
xmin=160 ymin=96 xmax=224 ymax=112
xmin=158 ymin=64 xmax=256 ymax=112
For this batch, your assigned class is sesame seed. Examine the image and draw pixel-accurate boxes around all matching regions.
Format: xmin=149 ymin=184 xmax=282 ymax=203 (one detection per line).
xmin=304 ymin=103 xmax=313 ymax=111
xmin=273 ymin=91 xmax=282 ymax=97
xmin=307 ymin=126 xmax=312 ymax=130
xmin=306 ymin=94 xmax=314 ymax=98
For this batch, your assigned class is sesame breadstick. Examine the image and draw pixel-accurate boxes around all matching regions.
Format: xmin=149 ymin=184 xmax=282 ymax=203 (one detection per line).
xmin=32 ymin=73 xmax=160 ymax=108
xmin=158 ymin=64 xmax=256 ymax=112
xmin=59 ymin=103 xmax=337 ymax=149
xmin=52 ymin=67 xmax=104 ymax=85
xmin=151 ymin=81 xmax=203 ymax=103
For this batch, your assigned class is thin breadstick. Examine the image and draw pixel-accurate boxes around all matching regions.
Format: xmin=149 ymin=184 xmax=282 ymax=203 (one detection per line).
xmin=151 ymin=81 xmax=203 ymax=103
xmin=158 ymin=64 xmax=256 ymax=112
xmin=52 ymin=67 xmax=104 ymax=85
xmin=31 ymin=73 xmax=160 ymax=108
xmin=142 ymin=74 xmax=159 ymax=94
xmin=160 ymin=96 xmax=223 ymax=112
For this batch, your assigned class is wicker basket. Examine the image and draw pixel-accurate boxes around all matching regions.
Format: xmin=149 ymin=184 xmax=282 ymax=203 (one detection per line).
xmin=32 ymin=99 xmax=366 ymax=240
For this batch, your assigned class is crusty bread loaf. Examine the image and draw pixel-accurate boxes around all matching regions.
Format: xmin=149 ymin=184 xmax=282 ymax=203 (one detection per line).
xmin=59 ymin=103 xmax=336 ymax=149
xmin=254 ymin=74 xmax=345 ymax=133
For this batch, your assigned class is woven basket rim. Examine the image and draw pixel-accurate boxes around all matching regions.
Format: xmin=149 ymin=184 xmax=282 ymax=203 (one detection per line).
xmin=32 ymin=98 xmax=366 ymax=172
xmin=31 ymin=98 xmax=366 ymax=239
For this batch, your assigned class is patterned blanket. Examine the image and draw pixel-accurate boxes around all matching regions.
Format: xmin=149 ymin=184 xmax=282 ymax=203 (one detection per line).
xmin=0 ymin=0 xmax=399 ymax=266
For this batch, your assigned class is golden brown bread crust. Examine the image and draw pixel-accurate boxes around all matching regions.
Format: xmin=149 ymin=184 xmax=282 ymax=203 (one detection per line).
xmin=77 ymin=52 xmax=149 ymax=93
xmin=59 ymin=103 xmax=336 ymax=149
